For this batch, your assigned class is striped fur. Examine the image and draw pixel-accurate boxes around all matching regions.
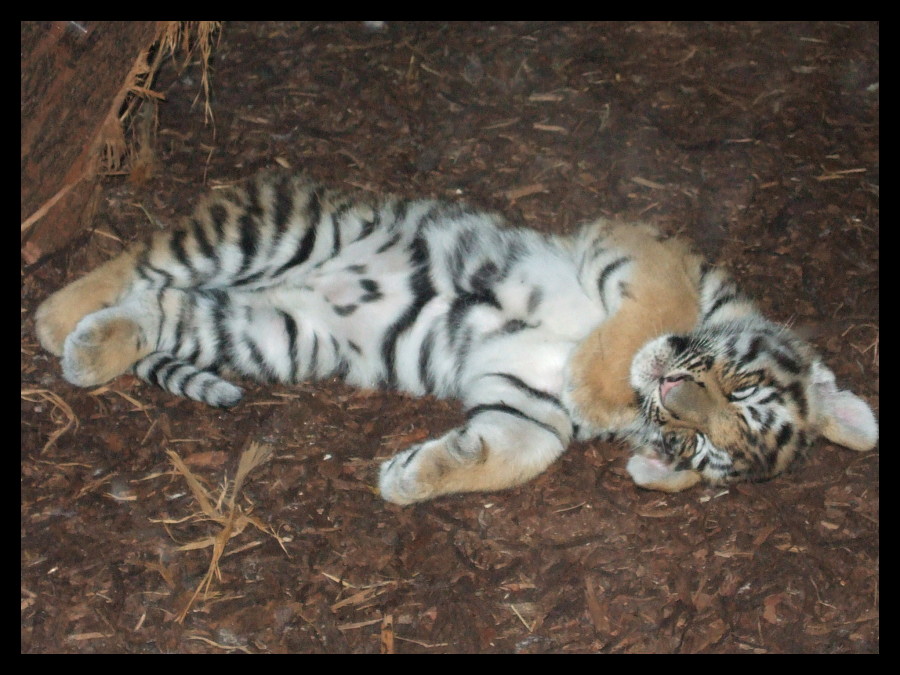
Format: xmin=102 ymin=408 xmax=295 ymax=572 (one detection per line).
xmin=35 ymin=170 xmax=878 ymax=502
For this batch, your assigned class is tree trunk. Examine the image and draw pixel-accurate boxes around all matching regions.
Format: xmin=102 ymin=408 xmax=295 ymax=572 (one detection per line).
xmin=21 ymin=21 xmax=161 ymax=264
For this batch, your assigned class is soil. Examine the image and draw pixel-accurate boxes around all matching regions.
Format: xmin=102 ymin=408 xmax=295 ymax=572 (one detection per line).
xmin=21 ymin=21 xmax=879 ymax=653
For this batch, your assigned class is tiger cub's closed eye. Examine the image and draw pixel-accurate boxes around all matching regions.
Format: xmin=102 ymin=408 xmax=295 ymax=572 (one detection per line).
xmin=728 ymin=385 xmax=758 ymax=401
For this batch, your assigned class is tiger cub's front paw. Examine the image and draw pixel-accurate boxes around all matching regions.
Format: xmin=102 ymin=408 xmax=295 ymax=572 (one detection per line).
xmin=378 ymin=444 xmax=435 ymax=505
xmin=378 ymin=431 xmax=488 ymax=505
xmin=626 ymin=453 xmax=702 ymax=493
xmin=62 ymin=311 xmax=150 ymax=387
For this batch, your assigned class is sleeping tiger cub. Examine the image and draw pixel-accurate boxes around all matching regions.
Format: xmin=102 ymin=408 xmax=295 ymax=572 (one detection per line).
xmin=34 ymin=170 xmax=878 ymax=503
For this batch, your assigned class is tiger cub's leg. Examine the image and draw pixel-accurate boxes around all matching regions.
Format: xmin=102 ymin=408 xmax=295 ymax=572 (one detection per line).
xmin=35 ymin=172 xmax=292 ymax=356
xmin=37 ymin=171 xmax=369 ymax=356
xmin=379 ymin=372 xmax=574 ymax=504
xmin=378 ymin=412 xmax=569 ymax=504
xmin=566 ymin=224 xmax=702 ymax=434
xmin=59 ymin=286 xmax=245 ymax=406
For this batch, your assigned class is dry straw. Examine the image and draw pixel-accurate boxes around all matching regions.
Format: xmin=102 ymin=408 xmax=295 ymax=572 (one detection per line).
xmin=154 ymin=442 xmax=288 ymax=623
xmin=21 ymin=388 xmax=79 ymax=455
xmin=98 ymin=20 xmax=221 ymax=177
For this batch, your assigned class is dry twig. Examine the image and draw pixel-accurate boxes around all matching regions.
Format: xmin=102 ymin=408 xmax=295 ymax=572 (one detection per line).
xmin=21 ymin=388 xmax=79 ymax=454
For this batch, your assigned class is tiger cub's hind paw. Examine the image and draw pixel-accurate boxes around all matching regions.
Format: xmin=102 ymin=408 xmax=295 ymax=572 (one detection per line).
xmin=35 ymin=289 xmax=103 ymax=357
xmin=35 ymin=248 xmax=143 ymax=356
xmin=62 ymin=311 xmax=151 ymax=387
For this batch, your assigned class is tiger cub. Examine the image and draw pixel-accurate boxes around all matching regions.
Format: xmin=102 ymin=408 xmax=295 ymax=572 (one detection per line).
xmin=34 ymin=170 xmax=878 ymax=503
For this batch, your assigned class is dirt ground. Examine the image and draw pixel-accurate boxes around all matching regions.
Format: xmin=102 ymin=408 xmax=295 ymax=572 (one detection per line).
xmin=21 ymin=22 xmax=879 ymax=653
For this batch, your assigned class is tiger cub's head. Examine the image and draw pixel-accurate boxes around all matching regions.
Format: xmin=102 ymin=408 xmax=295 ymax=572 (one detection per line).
xmin=625 ymin=317 xmax=878 ymax=492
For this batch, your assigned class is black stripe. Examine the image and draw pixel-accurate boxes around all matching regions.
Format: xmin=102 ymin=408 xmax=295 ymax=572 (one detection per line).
xmin=271 ymin=173 xmax=295 ymax=232
xmin=415 ymin=201 xmax=454 ymax=235
xmin=162 ymin=361 xmax=194 ymax=394
xmin=143 ymin=352 xmax=172 ymax=387
xmin=330 ymin=335 xmax=350 ymax=379
xmin=453 ymin=326 xmax=474 ymax=387
xmin=702 ymin=292 xmax=737 ymax=324
xmin=332 ymin=198 xmax=356 ymax=235
xmin=748 ymin=406 xmax=762 ymax=425
xmin=784 ymin=381 xmax=807 ymax=417
xmin=380 ymin=236 xmax=436 ymax=389
xmin=465 ymin=403 xmax=562 ymax=441
xmin=401 ymin=445 xmax=421 ymax=468
xmin=243 ymin=334 xmax=273 ymax=382
xmin=391 ymin=199 xmax=411 ymax=228
xmin=741 ymin=335 xmax=764 ymax=366
xmin=208 ymin=203 xmax=229 ymax=241
xmin=308 ymin=334 xmax=320 ymax=377
xmin=774 ymin=423 xmax=794 ymax=449
xmin=527 ymin=286 xmax=543 ymax=314
xmin=235 ymin=213 xmax=259 ymax=277
xmin=498 ymin=319 xmax=529 ymax=335
xmin=597 ymin=256 xmax=629 ymax=311
xmin=418 ymin=327 xmax=437 ymax=394
xmin=198 ymin=375 xmax=218 ymax=404
xmin=448 ymin=228 xmax=477 ymax=280
xmin=447 ymin=270 xmax=504 ymax=341
xmin=761 ymin=409 xmax=775 ymax=432
xmin=264 ymin=176 xmax=298 ymax=271
xmin=273 ymin=191 xmax=321 ymax=276
xmin=232 ymin=270 xmax=266 ymax=287
xmin=211 ymin=292 xmax=234 ymax=368
xmin=185 ymin=343 xmax=202 ymax=366
xmin=173 ymin=294 xmax=190 ymax=349
xmin=169 ymin=229 xmax=194 ymax=278
xmin=178 ymin=365 xmax=208 ymax=397
xmin=356 ymin=211 xmax=380 ymax=242
xmin=331 ymin=212 xmax=341 ymax=257
xmin=246 ymin=174 xmax=266 ymax=218
xmin=280 ymin=310 xmax=299 ymax=383
xmin=470 ymin=261 xmax=500 ymax=293
xmin=771 ymin=349 xmax=802 ymax=375
xmin=485 ymin=372 xmax=565 ymax=409
xmin=447 ymin=294 xmax=477 ymax=345
xmin=376 ymin=231 xmax=402 ymax=254
xmin=333 ymin=304 xmax=357 ymax=316
xmin=756 ymin=391 xmax=782 ymax=406
xmin=189 ymin=217 xmax=218 ymax=270
xmin=138 ymin=257 xmax=175 ymax=288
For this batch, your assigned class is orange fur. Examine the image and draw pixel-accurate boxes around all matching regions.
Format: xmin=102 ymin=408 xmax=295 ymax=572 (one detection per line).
xmin=35 ymin=245 xmax=145 ymax=356
xmin=567 ymin=224 xmax=703 ymax=430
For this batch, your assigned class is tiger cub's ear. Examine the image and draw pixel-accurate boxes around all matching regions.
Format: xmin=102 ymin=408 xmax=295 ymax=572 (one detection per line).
xmin=810 ymin=361 xmax=878 ymax=452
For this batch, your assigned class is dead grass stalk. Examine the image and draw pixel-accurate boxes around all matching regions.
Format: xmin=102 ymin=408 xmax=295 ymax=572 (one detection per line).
xmin=155 ymin=442 xmax=286 ymax=623
xmin=21 ymin=388 xmax=79 ymax=454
